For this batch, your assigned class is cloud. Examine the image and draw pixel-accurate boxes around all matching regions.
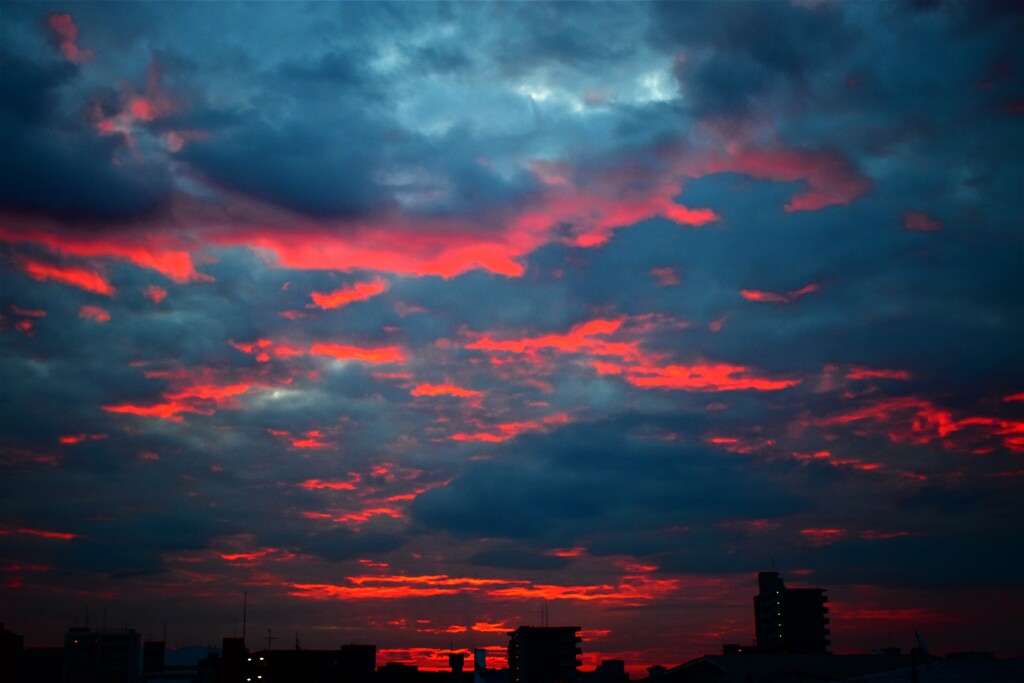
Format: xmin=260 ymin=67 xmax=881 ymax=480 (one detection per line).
xmin=46 ymin=13 xmax=92 ymax=64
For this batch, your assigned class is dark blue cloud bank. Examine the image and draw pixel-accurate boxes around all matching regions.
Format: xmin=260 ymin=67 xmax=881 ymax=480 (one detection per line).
xmin=1 ymin=0 xmax=1022 ymax=668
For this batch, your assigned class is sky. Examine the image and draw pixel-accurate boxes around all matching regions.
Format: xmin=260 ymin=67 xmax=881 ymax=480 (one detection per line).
xmin=1 ymin=0 xmax=1022 ymax=673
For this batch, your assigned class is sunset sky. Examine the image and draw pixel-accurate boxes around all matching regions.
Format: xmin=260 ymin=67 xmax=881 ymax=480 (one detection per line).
xmin=1 ymin=1 xmax=1022 ymax=673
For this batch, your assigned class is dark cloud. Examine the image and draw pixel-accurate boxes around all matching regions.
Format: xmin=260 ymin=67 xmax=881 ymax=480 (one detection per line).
xmin=411 ymin=420 xmax=805 ymax=547
xmin=0 ymin=59 xmax=171 ymax=221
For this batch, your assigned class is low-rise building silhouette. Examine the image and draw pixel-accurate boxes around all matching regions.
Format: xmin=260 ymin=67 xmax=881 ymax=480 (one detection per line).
xmin=62 ymin=626 xmax=141 ymax=683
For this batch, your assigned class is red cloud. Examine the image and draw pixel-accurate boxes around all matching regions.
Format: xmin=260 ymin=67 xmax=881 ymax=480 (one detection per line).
xmin=1 ymin=226 xmax=205 ymax=283
xmin=11 ymin=306 xmax=46 ymax=318
xmin=79 ymin=305 xmax=111 ymax=322
xmin=92 ymin=61 xmax=179 ymax=145
xmin=800 ymin=528 xmax=847 ymax=546
xmin=310 ymin=277 xmax=388 ymax=310
xmin=845 ymin=366 xmax=910 ymax=381
xmin=624 ymin=363 xmax=800 ymax=392
xmin=19 ymin=259 xmax=114 ymax=296
xmin=818 ymin=396 xmax=1024 ymax=453
xmin=693 ymin=146 xmax=871 ymax=212
xmin=299 ymin=476 xmax=361 ymax=491
xmin=740 ymin=282 xmax=820 ymax=304
xmin=102 ymin=401 xmax=199 ymax=421
xmin=310 ymin=343 xmax=405 ymax=364
xmin=0 ymin=527 xmax=77 ymax=541
xmin=650 ymin=266 xmax=681 ymax=287
xmin=467 ymin=318 xmax=640 ymax=361
xmin=411 ymin=383 xmax=483 ymax=399
xmin=59 ymin=433 xmax=108 ymax=445
xmin=902 ymin=211 xmax=942 ymax=232
xmin=291 ymin=571 xmax=676 ymax=606
xmin=290 ymin=431 xmax=331 ymax=449
xmin=144 ymin=286 xmax=167 ymax=303
xmin=46 ymin=13 xmax=92 ymax=63
xmin=103 ymin=370 xmax=264 ymax=422
xmin=450 ymin=413 xmax=572 ymax=443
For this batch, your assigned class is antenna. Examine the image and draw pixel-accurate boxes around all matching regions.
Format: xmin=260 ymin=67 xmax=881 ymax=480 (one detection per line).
xmin=265 ymin=628 xmax=276 ymax=651
xmin=242 ymin=591 xmax=247 ymax=645
xmin=295 ymin=631 xmax=300 ymax=651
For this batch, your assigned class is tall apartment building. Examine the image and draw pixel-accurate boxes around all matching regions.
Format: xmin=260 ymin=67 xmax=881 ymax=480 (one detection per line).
xmin=508 ymin=626 xmax=582 ymax=683
xmin=753 ymin=571 xmax=830 ymax=654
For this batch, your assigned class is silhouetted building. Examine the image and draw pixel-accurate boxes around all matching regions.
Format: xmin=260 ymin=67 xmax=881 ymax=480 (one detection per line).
xmin=15 ymin=647 xmax=63 ymax=683
xmin=753 ymin=571 xmax=829 ymax=654
xmin=143 ymin=641 xmax=165 ymax=674
xmin=508 ymin=627 xmax=581 ymax=683
xmin=379 ymin=661 xmax=419 ymax=683
xmin=220 ymin=637 xmax=247 ymax=683
xmin=245 ymin=648 xmax=370 ymax=683
xmin=652 ymin=653 xmax=912 ymax=683
xmin=591 ymin=659 xmax=627 ymax=683
xmin=340 ymin=643 xmax=377 ymax=683
xmin=2 ymin=623 xmax=24 ymax=681
xmin=62 ymin=627 xmax=141 ymax=683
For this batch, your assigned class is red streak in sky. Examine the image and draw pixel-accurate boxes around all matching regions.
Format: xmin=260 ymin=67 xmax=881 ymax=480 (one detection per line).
xmin=471 ymin=622 xmax=511 ymax=633
xmin=902 ymin=211 xmax=942 ymax=232
xmin=487 ymin=574 xmax=680 ymax=605
xmin=103 ymin=401 xmax=198 ymax=420
xmin=845 ymin=367 xmax=911 ymax=381
xmin=467 ymin=318 xmax=639 ymax=359
xmin=310 ymin=277 xmax=388 ymax=309
xmin=625 ymin=363 xmax=800 ymax=392
xmin=0 ymin=527 xmax=77 ymax=541
xmin=299 ymin=477 xmax=360 ymax=491
xmin=79 ymin=305 xmax=111 ymax=322
xmin=310 ymin=343 xmax=405 ymax=364
xmin=800 ymin=528 xmax=847 ymax=546
xmin=450 ymin=413 xmax=572 ymax=443
xmin=819 ymin=396 xmax=1024 ymax=452
xmin=11 ymin=306 xmax=46 ymax=318
xmin=740 ymin=283 xmax=820 ymax=304
xmin=0 ymin=227 xmax=205 ymax=283
xmin=164 ymin=383 xmax=250 ymax=401
xmin=59 ymin=433 xmax=108 ymax=445
xmin=20 ymin=259 xmax=115 ymax=296
xmin=411 ymin=383 xmax=483 ymax=398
